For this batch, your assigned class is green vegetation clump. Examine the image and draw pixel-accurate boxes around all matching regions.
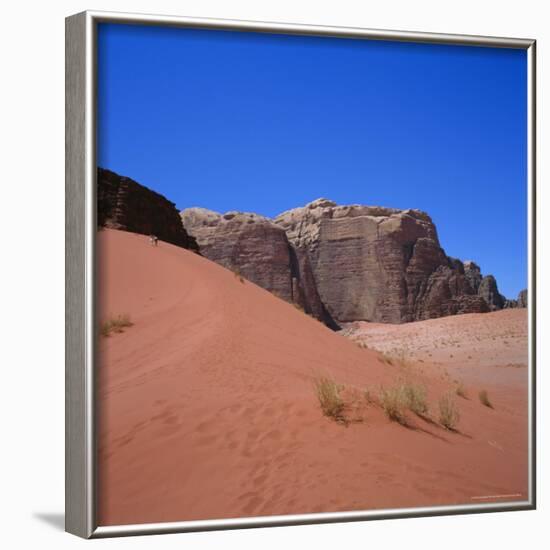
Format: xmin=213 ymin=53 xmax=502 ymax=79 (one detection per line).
xmin=100 ymin=314 xmax=133 ymax=337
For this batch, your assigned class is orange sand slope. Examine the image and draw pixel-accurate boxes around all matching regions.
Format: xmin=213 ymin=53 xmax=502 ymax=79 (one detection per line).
xmin=97 ymin=229 xmax=528 ymax=526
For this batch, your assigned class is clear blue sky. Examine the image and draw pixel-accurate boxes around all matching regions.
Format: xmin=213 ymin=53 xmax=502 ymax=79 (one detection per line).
xmin=97 ymin=23 xmax=527 ymax=298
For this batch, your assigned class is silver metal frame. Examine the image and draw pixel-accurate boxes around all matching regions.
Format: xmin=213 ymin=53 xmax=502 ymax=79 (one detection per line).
xmin=65 ymin=10 xmax=537 ymax=539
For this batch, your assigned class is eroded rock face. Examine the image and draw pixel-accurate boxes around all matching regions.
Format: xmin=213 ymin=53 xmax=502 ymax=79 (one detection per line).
xmin=274 ymin=200 xmax=486 ymax=323
xmin=517 ymin=289 xmax=528 ymax=308
xmin=98 ymin=168 xmax=199 ymax=252
xmin=505 ymin=289 xmax=528 ymax=309
xmin=478 ymin=275 xmax=505 ymax=311
xmin=464 ymin=261 xmax=483 ymax=293
xmin=180 ymin=207 xmax=337 ymax=327
xmin=181 ymin=197 xmax=515 ymax=325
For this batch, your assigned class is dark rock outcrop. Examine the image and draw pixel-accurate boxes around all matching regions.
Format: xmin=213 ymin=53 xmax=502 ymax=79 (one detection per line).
xmin=97 ymin=168 xmax=199 ymax=252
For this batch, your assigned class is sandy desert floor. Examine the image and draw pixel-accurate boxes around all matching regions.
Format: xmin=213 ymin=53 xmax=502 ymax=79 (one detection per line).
xmin=97 ymin=229 xmax=529 ymax=526
xmin=341 ymin=308 xmax=529 ymax=393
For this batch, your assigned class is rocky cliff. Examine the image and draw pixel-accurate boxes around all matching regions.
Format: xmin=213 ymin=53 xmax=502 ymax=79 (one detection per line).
xmin=464 ymin=261 xmax=506 ymax=311
xmin=181 ymin=199 xmax=516 ymax=325
xmin=182 ymin=198 xmax=523 ymax=326
xmin=504 ymin=289 xmax=528 ymax=309
xmin=97 ymin=168 xmax=199 ymax=252
xmin=274 ymin=199 xmax=491 ymax=323
xmin=180 ymin=207 xmax=338 ymax=327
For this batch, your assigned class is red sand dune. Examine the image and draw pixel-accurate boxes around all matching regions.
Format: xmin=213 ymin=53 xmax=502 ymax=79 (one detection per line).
xmin=97 ymin=229 xmax=528 ymax=526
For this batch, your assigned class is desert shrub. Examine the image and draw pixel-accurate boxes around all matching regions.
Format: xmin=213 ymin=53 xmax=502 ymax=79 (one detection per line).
xmin=479 ymin=389 xmax=493 ymax=408
xmin=380 ymin=347 xmax=412 ymax=368
xmin=364 ymin=388 xmax=374 ymax=404
xmin=403 ymin=383 xmax=428 ymax=415
xmin=100 ymin=314 xmax=133 ymax=337
xmin=438 ymin=393 xmax=460 ymax=430
xmin=379 ymin=385 xmax=408 ymax=425
xmin=314 ymin=376 xmax=345 ymax=423
xmin=455 ymin=382 xmax=468 ymax=399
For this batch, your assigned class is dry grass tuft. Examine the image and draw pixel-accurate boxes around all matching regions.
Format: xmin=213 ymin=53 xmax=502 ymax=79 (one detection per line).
xmin=455 ymin=382 xmax=468 ymax=399
xmin=438 ymin=393 xmax=460 ymax=430
xmin=100 ymin=314 xmax=133 ymax=337
xmin=379 ymin=385 xmax=408 ymax=425
xmin=314 ymin=376 xmax=346 ymax=423
xmin=479 ymin=389 xmax=493 ymax=408
xmin=364 ymin=388 xmax=375 ymax=405
xmin=403 ymin=383 xmax=429 ymax=416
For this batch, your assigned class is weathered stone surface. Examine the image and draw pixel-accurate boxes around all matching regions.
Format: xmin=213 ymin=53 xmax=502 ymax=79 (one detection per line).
xmin=181 ymin=207 xmax=337 ymax=327
xmin=274 ymin=199 xmax=487 ymax=323
xmin=506 ymin=289 xmax=528 ymax=309
xmin=98 ymin=168 xmax=199 ymax=251
xmin=464 ymin=261 xmax=483 ymax=293
xmin=181 ymin=197 xmax=514 ymax=325
xmin=477 ymin=275 xmax=505 ymax=311
xmin=517 ymin=289 xmax=528 ymax=308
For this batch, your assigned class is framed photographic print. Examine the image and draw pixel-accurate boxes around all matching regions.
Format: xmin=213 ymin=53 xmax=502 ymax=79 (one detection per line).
xmin=65 ymin=10 xmax=536 ymax=539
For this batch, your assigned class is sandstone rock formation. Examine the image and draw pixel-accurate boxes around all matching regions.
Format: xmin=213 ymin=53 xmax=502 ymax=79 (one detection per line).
xmin=477 ymin=275 xmax=505 ymax=311
xmin=517 ymin=289 xmax=528 ymax=308
xmin=274 ymin=200 xmax=490 ymax=323
xmin=464 ymin=261 xmax=483 ymax=293
xmin=98 ymin=168 xmax=199 ymax=252
xmin=465 ymin=260 xmax=519 ymax=311
xmin=504 ymin=289 xmax=528 ymax=309
xmin=180 ymin=207 xmax=338 ymax=327
xmin=180 ymin=197 xmax=520 ymax=326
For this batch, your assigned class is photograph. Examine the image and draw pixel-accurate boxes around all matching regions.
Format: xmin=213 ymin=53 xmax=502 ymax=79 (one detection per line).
xmin=95 ymin=21 xmax=530 ymax=527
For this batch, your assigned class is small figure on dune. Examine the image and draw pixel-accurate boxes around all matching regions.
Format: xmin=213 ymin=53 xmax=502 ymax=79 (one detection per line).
xmin=149 ymin=234 xmax=159 ymax=247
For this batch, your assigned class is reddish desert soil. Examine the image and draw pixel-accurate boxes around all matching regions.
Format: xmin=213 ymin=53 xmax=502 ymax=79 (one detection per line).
xmin=341 ymin=309 xmax=529 ymax=390
xmin=97 ymin=229 xmax=529 ymax=526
